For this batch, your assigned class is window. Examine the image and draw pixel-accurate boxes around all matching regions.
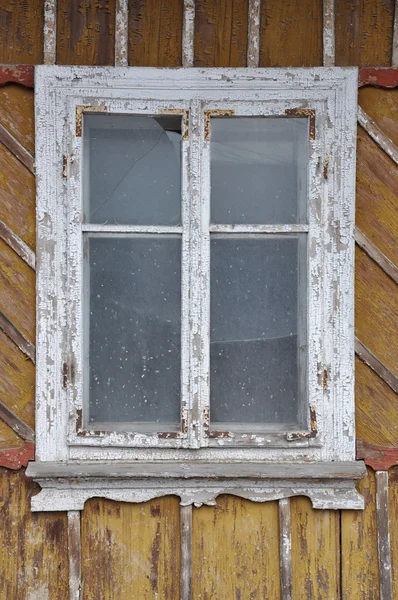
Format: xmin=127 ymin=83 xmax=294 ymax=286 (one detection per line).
xmin=28 ymin=67 xmax=365 ymax=511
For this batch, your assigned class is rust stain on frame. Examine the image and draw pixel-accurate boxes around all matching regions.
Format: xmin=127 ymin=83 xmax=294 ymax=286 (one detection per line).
xmin=285 ymin=108 xmax=316 ymax=140
xmin=204 ymin=109 xmax=235 ymax=141
xmin=286 ymin=405 xmax=318 ymax=441
xmin=76 ymin=105 xmax=107 ymax=136
xmin=159 ymin=108 xmax=189 ymax=140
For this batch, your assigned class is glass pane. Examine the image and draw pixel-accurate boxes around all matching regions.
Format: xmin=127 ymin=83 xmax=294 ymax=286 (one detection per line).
xmin=210 ymin=117 xmax=308 ymax=224
xmin=210 ymin=237 xmax=306 ymax=426
xmin=86 ymin=235 xmax=181 ymax=426
xmin=84 ymin=114 xmax=181 ymax=225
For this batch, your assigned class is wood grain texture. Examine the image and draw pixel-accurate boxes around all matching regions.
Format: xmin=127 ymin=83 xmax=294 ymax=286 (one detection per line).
xmin=341 ymin=469 xmax=380 ymax=599
xmin=0 ymin=329 xmax=34 ymax=438
xmin=389 ymin=467 xmax=398 ymax=600
xmin=0 ymin=239 xmax=35 ymax=344
xmin=290 ymin=497 xmax=340 ymax=599
xmin=0 ymin=415 xmax=23 ymax=449
xmin=192 ymin=496 xmax=281 ymax=599
xmin=375 ymin=470 xmax=393 ymax=600
xmin=0 ymin=0 xmax=43 ymax=64
xmin=81 ymin=496 xmax=180 ymax=599
xmin=356 ymin=247 xmax=398 ymax=378
xmin=359 ymin=87 xmax=398 ymax=148
xmin=335 ymin=0 xmax=395 ymax=66
xmin=128 ymin=0 xmax=183 ymax=66
xmin=0 ymin=84 xmax=34 ymax=155
xmin=356 ymin=128 xmax=398 ymax=268
xmin=0 ymin=468 xmax=69 ymax=599
xmin=259 ymin=0 xmax=323 ymax=67
xmin=56 ymin=0 xmax=116 ymax=65
xmin=194 ymin=0 xmax=248 ymax=67
xmin=356 ymin=359 xmax=398 ymax=447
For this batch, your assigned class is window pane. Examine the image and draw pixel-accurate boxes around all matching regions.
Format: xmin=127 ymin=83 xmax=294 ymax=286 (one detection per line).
xmin=84 ymin=114 xmax=181 ymax=225
xmin=210 ymin=237 xmax=306 ymax=426
xmin=86 ymin=235 xmax=181 ymax=426
xmin=210 ymin=117 xmax=307 ymax=224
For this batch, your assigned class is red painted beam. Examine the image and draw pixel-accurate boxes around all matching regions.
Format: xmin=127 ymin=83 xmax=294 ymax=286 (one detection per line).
xmin=357 ymin=439 xmax=398 ymax=471
xmin=0 ymin=65 xmax=34 ymax=88
xmin=359 ymin=68 xmax=398 ymax=88
xmin=0 ymin=441 xmax=34 ymax=470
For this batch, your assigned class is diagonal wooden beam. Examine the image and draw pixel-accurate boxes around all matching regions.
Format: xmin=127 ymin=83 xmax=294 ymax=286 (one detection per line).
xmin=355 ymin=338 xmax=398 ymax=395
xmin=0 ymin=219 xmax=35 ymax=270
xmin=355 ymin=227 xmax=398 ymax=286
xmin=0 ymin=122 xmax=35 ymax=173
xmin=0 ymin=310 xmax=35 ymax=364
xmin=357 ymin=106 xmax=398 ymax=166
xmin=0 ymin=400 xmax=34 ymax=442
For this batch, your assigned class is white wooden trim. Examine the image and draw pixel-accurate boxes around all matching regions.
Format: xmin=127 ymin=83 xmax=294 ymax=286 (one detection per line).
xmin=33 ymin=67 xmax=359 ymax=504
xmin=247 ymin=0 xmax=261 ymax=67
xmin=44 ymin=0 xmax=57 ymax=65
xmin=115 ymin=0 xmax=129 ymax=67
xmin=323 ymin=0 xmax=335 ymax=66
xmin=182 ymin=0 xmax=195 ymax=68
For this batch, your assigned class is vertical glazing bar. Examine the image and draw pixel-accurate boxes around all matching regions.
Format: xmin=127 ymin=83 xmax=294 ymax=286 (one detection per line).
xmin=44 ymin=0 xmax=57 ymax=65
xmin=180 ymin=505 xmax=193 ymax=600
xmin=115 ymin=0 xmax=129 ymax=67
xmin=279 ymin=498 xmax=293 ymax=600
xmin=375 ymin=470 xmax=393 ymax=600
xmin=247 ymin=0 xmax=261 ymax=67
xmin=68 ymin=510 xmax=82 ymax=600
xmin=323 ymin=0 xmax=335 ymax=66
xmin=183 ymin=0 xmax=195 ymax=68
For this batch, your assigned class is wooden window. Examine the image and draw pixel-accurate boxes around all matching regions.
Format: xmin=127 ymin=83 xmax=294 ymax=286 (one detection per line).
xmin=27 ymin=67 xmax=366 ymax=511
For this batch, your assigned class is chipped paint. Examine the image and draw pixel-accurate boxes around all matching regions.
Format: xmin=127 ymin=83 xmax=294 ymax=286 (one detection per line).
xmin=247 ymin=0 xmax=261 ymax=67
xmin=182 ymin=0 xmax=195 ymax=68
xmin=75 ymin=105 xmax=107 ymax=137
xmin=285 ymin=108 xmax=316 ymax=140
xmin=43 ymin=1 xmax=57 ymax=65
xmin=159 ymin=108 xmax=189 ymax=140
xmin=115 ymin=0 xmax=129 ymax=67
xmin=322 ymin=0 xmax=335 ymax=67
xmin=203 ymin=109 xmax=234 ymax=141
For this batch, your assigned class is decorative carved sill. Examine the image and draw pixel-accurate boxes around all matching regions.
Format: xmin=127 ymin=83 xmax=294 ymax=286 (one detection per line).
xmin=26 ymin=461 xmax=366 ymax=511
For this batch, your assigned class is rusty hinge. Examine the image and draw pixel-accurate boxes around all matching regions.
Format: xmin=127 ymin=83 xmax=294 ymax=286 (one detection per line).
xmin=62 ymin=155 xmax=68 ymax=178
xmin=323 ymin=156 xmax=329 ymax=180
xmin=286 ymin=405 xmax=318 ymax=441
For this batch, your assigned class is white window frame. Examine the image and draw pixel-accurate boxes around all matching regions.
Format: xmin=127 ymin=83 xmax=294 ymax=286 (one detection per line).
xmin=27 ymin=66 xmax=365 ymax=511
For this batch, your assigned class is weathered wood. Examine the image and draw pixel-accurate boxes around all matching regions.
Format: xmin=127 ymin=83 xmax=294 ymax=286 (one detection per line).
xmin=359 ymin=85 xmax=398 ymax=147
xmin=247 ymin=0 xmax=260 ymax=67
xmin=356 ymin=128 xmax=398 ymax=268
xmin=259 ymin=0 xmax=323 ymax=67
xmin=0 ymin=220 xmax=35 ymax=270
xmin=323 ymin=0 xmax=335 ymax=66
xmin=44 ymin=0 xmax=57 ymax=64
xmin=389 ymin=468 xmax=398 ymax=599
xmin=279 ymin=498 xmax=292 ymax=600
xmin=115 ymin=0 xmax=128 ymax=66
xmin=129 ymin=0 xmax=183 ymax=66
xmin=291 ymin=497 xmax=340 ymax=598
xmin=0 ymin=400 xmax=34 ymax=442
xmin=359 ymin=67 xmax=398 ymax=88
xmin=180 ymin=504 xmax=192 ymax=600
xmin=0 ymin=122 xmax=34 ymax=173
xmin=81 ymin=497 xmax=180 ymax=599
xmin=375 ymin=471 xmax=393 ymax=600
xmin=68 ymin=511 xmax=82 ymax=600
xmin=0 ymin=65 xmax=34 ymax=88
xmin=358 ymin=106 xmax=398 ymax=167
xmin=355 ymin=337 xmax=398 ymax=394
xmin=0 ymin=310 xmax=35 ymax=363
xmin=192 ymin=496 xmax=281 ymax=598
xmin=194 ymin=0 xmax=248 ymax=67
xmin=357 ymin=440 xmax=398 ymax=471
xmin=0 ymin=441 xmax=34 ymax=469
xmin=56 ymin=0 xmax=116 ymax=65
xmin=355 ymin=228 xmax=398 ymax=286
xmin=356 ymin=358 xmax=398 ymax=448
xmin=393 ymin=0 xmax=398 ymax=66
xmin=0 ymin=0 xmax=44 ymax=64
xmin=335 ymin=0 xmax=395 ymax=66
xmin=341 ymin=469 xmax=380 ymax=599
xmin=0 ymin=468 xmax=69 ymax=597
xmin=182 ymin=0 xmax=195 ymax=67
xmin=356 ymin=247 xmax=398 ymax=378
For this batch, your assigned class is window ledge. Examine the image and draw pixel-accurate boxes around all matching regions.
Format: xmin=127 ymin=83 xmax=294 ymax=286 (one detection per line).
xmin=26 ymin=460 xmax=366 ymax=511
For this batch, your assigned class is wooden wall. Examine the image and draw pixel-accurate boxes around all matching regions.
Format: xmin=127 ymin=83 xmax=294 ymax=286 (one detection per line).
xmin=0 ymin=1 xmax=397 ymax=598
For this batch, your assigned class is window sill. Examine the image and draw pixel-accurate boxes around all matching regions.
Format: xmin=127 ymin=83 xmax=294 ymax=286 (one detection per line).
xmin=26 ymin=460 xmax=366 ymax=511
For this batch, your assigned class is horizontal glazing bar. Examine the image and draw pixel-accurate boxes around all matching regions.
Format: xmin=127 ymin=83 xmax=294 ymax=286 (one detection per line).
xmin=82 ymin=224 xmax=183 ymax=234
xmin=209 ymin=224 xmax=309 ymax=234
